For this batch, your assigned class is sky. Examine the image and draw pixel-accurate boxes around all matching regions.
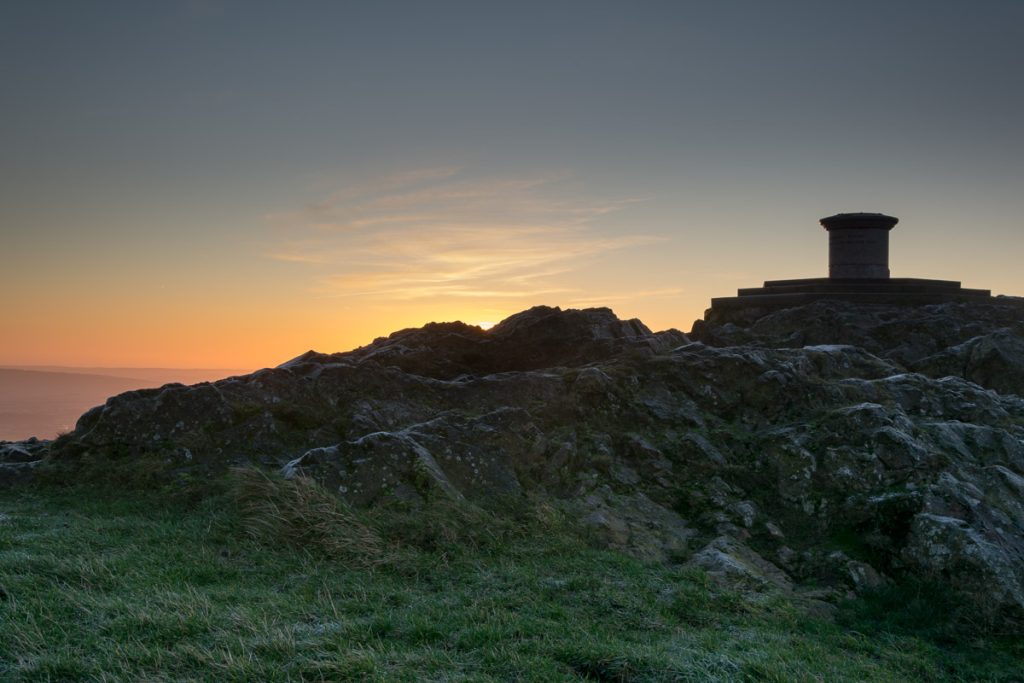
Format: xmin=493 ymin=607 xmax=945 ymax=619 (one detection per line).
xmin=2 ymin=1 xmax=1022 ymax=369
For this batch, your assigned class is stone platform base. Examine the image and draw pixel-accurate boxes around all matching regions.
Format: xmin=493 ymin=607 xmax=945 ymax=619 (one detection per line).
xmin=706 ymin=277 xmax=997 ymax=323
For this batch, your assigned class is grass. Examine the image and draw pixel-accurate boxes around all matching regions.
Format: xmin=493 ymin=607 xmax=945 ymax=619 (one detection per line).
xmin=228 ymin=467 xmax=387 ymax=565
xmin=0 ymin=473 xmax=1021 ymax=681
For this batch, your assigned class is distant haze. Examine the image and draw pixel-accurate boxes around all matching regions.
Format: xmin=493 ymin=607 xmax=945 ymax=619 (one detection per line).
xmin=0 ymin=367 xmax=248 ymax=441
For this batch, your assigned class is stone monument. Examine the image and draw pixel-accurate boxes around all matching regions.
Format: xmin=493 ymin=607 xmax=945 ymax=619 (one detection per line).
xmin=703 ymin=212 xmax=998 ymax=323
xmin=821 ymin=212 xmax=898 ymax=279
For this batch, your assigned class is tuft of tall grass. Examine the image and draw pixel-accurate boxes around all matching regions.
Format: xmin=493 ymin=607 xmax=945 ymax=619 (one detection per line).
xmin=226 ymin=466 xmax=581 ymax=568
xmin=227 ymin=467 xmax=386 ymax=566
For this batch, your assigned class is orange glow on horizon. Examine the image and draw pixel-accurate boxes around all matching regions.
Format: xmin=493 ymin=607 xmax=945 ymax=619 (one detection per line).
xmin=0 ymin=293 xmax=713 ymax=370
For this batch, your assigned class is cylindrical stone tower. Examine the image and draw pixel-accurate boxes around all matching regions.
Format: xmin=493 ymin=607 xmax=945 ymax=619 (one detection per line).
xmin=819 ymin=212 xmax=899 ymax=279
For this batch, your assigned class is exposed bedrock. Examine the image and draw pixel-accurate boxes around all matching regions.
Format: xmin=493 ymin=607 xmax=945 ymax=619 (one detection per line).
xmin=15 ymin=302 xmax=1024 ymax=626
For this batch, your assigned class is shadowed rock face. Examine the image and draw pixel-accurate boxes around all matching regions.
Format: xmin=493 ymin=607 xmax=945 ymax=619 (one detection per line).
xmin=0 ymin=438 xmax=46 ymax=486
xmin=692 ymin=299 xmax=1024 ymax=396
xmin=284 ymin=306 xmax=688 ymax=379
xmin=14 ymin=302 xmax=1024 ymax=626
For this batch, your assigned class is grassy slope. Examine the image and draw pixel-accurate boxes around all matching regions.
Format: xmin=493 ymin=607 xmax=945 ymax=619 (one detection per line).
xmin=0 ymin=482 xmax=1021 ymax=682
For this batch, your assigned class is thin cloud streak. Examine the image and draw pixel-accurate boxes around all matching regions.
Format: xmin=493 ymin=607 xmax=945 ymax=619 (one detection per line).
xmin=265 ymin=168 xmax=660 ymax=302
xmin=264 ymin=252 xmax=330 ymax=265
xmin=566 ymin=288 xmax=684 ymax=308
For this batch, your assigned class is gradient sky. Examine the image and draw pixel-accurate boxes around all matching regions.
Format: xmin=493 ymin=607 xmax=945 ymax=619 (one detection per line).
xmin=3 ymin=1 xmax=1022 ymax=369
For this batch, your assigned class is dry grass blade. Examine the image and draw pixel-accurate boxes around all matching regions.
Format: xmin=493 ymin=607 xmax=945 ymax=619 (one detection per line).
xmin=227 ymin=467 xmax=386 ymax=565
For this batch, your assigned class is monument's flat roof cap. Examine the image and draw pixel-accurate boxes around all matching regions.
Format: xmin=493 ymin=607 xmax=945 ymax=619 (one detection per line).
xmin=820 ymin=212 xmax=898 ymax=231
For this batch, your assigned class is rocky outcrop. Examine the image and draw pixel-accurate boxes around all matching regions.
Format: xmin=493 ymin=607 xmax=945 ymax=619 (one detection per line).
xmin=911 ymin=329 xmax=1024 ymax=396
xmin=691 ymin=299 xmax=1024 ymax=395
xmin=14 ymin=301 xmax=1024 ymax=627
xmin=284 ymin=306 xmax=687 ymax=380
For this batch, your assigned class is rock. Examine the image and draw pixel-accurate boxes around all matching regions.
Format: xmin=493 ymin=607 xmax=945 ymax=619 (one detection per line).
xmin=284 ymin=434 xmax=453 ymax=506
xmin=0 ymin=440 xmax=48 ymax=488
xmin=282 ymin=408 xmax=546 ymax=505
xmin=575 ymin=486 xmax=694 ymax=562
xmin=730 ymin=500 xmax=758 ymax=528
xmin=903 ymin=513 xmax=1024 ymax=620
xmin=823 ymin=551 xmax=886 ymax=592
xmin=0 ymin=443 xmax=40 ymax=463
xmin=691 ymin=300 xmax=1024 ymax=368
xmin=687 ymin=536 xmax=793 ymax=591
xmin=775 ymin=545 xmax=796 ymax=570
xmin=847 ymin=560 xmax=886 ymax=591
xmin=285 ymin=305 xmax=690 ymax=380
xmin=911 ymin=329 xmax=1024 ymax=396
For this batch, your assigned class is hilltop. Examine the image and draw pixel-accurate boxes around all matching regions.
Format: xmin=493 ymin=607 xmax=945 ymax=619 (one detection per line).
xmin=4 ymin=301 xmax=1024 ymax=630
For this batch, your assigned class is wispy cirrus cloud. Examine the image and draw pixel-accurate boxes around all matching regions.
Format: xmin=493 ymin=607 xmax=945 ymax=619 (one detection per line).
xmin=566 ymin=288 xmax=685 ymax=309
xmin=265 ymin=167 xmax=660 ymax=301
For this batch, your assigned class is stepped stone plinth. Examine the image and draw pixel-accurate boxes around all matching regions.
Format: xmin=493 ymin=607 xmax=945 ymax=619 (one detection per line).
xmin=704 ymin=212 xmax=1002 ymax=323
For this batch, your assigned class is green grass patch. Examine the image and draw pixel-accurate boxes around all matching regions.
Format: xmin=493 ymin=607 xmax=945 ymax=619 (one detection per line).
xmin=0 ymin=476 xmax=1020 ymax=681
